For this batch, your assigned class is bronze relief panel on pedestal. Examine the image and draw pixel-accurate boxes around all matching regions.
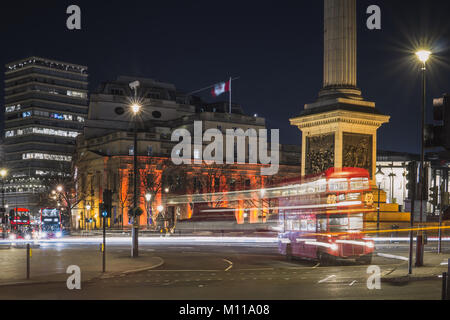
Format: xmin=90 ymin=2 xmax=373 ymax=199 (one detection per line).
xmin=342 ymin=133 xmax=373 ymax=178
xmin=305 ymin=133 xmax=335 ymax=175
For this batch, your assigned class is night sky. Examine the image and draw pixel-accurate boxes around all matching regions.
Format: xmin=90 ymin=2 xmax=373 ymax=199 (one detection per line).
xmin=1 ymin=0 xmax=449 ymax=154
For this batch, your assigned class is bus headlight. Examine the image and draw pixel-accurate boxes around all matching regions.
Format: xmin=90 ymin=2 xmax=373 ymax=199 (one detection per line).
xmin=56 ymin=232 xmax=62 ymax=238
xmin=41 ymin=232 xmax=47 ymax=239
xmin=9 ymin=234 xmax=16 ymax=240
xmin=330 ymin=243 xmax=338 ymax=251
xmin=25 ymin=234 xmax=31 ymax=240
xmin=366 ymin=242 xmax=374 ymax=249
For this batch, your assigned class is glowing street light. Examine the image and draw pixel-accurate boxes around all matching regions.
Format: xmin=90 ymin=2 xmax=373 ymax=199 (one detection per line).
xmin=157 ymin=205 xmax=164 ymax=213
xmin=56 ymin=185 xmax=63 ymax=193
xmin=0 ymin=169 xmax=7 ymax=178
xmin=131 ymin=103 xmax=142 ymax=115
xmin=415 ymin=50 xmax=431 ymax=64
xmin=86 ymin=204 xmax=91 ymax=211
xmin=145 ymin=193 xmax=152 ymax=202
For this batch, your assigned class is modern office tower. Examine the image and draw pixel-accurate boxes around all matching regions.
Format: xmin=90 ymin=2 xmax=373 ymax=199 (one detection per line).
xmin=2 ymin=57 xmax=88 ymax=214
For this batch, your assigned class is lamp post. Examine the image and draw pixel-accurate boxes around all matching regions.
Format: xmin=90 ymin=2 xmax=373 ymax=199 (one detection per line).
xmin=415 ymin=49 xmax=431 ymax=267
xmin=145 ymin=193 xmax=152 ymax=228
xmin=1 ymin=169 xmax=7 ymax=239
xmin=130 ymin=80 xmax=141 ymax=258
xmin=375 ymin=167 xmax=384 ymax=234
xmin=86 ymin=203 xmax=91 ymax=231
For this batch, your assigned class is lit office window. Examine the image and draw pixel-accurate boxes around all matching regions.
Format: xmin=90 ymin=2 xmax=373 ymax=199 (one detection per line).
xmin=67 ymin=90 xmax=86 ymax=98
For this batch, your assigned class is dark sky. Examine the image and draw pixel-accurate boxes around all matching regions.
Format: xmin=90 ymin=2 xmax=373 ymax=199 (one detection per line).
xmin=1 ymin=0 xmax=449 ymax=154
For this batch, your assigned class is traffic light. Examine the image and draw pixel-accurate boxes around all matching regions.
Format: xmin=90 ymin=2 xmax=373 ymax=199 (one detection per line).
xmin=406 ymin=161 xmax=418 ymax=200
xmin=100 ymin=203 xmax=108 ymax=218
xmin=128 ymin=207 xmax=144 ymax=217
xmin=425 ymin=94 xmax=450 ymax=149
xmin=429 ymin=186 xmax=439 ymax=206
xmin=102 ymin=189 xmax=112 ymax=218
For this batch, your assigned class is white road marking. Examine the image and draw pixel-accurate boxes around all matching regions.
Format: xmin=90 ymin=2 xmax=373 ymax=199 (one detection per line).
xmin=349 ymin=280 xmax=357 ymax=286
xmin=318 ymin=275 xmax=336 ymax=284
xmin=223 ymin=259 xmax=233 ymax=272
xmin=312 ymin=263 xmax=320 ymax=269
xmin=377 ymin=253 xmax=409 ymax=261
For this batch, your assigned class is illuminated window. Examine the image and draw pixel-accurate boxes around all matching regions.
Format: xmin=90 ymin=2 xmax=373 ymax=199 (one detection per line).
xmin=5 ymin=104 xmax=21 ymax=113
xmin=66 ymin=90 xmax=86 ymax=98
xmin=350 ymin=178 xmax=369 ymax=191
xmin=328 ymin=179 xmax=348 ymax=192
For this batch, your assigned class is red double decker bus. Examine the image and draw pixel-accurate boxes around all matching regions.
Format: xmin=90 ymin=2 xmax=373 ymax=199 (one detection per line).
xmin=9 ymin=208 xmax=32 ymax=240
xmin=277 ymin=168 xmax=375 ymax=265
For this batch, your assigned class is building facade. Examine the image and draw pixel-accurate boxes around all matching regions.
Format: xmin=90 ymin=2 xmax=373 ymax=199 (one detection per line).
xmin=73 ymin=76 xmax=301 ymax=229
xmin=2 ymin=57 xmax=88 ymax=214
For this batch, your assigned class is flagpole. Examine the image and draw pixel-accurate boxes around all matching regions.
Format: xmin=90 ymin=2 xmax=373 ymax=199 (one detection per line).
xmin=229 ymin=77 xmax=232 ymax=114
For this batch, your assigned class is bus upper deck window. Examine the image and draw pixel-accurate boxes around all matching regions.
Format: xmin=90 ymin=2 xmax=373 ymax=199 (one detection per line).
xmin=328 ymin=179 xmax=348 ymax=192
xmin=350 ymin=178 xmax=369 ymax=191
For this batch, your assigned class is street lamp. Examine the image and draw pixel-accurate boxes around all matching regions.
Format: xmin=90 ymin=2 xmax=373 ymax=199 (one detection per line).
xmin=130 ymin=81 xmax=142 ymax=258
xmin=56 ymin=185 xmax=63 ymax=193
xmin=415 ymin=48 xmax=432 ymax=267
xmin=86 ymin=204 xmax=91 ymax=231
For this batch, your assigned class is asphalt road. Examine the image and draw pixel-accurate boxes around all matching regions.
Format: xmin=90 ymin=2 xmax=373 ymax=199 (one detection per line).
xmin=0 ymin=240 xmax=445 ymax=300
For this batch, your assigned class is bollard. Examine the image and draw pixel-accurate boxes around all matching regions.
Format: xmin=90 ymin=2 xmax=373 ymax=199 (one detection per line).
xmin=443 ymin=273 xmax=447 ymax=300
xmin=26 ymin=243 xmax=31 ymax=280
xmin=448 ymin=259 xmax=450 ymax=300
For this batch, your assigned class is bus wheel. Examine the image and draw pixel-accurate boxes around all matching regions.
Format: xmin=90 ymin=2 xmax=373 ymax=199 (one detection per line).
xmin=317 ymin=251 xmax=328 ymax=265
xmin=286 ymin=244 xmax=293 ymax=261
xmin=318 ymin=251 xmax=336 ymax=266
xmin=356 ymin=254 xmax=372 ymax=265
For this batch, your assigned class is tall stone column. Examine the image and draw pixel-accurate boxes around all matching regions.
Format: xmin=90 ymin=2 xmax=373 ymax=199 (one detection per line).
xmin=323 ymin=0 xmax=357 ymax=88
xmin=319 ymin=0 xmax=361 ymax=101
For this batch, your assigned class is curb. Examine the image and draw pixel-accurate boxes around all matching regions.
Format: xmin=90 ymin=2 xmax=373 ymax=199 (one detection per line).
xmin=381 ymin=274 xmax=440 ymax=283
xmin=98 ymin=257 xmax=165 ymax=279
xmin=0 ymin=256 xmax=164 ymax=287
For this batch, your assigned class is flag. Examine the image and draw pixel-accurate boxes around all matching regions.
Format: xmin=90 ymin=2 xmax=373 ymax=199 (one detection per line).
xmin=211 ymin=80 xmax=230 ymax=97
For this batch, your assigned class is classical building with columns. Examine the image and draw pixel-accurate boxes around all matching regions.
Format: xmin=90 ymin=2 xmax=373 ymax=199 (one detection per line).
xmin=73 ymin=76 xmax=301 ymax=230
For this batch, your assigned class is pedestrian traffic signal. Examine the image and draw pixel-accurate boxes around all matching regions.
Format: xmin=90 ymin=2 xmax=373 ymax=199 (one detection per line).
xmin=429 ymin=186 xmax=439 ymax=206
xmin=406 ymin=161 xmax=418 ymax=200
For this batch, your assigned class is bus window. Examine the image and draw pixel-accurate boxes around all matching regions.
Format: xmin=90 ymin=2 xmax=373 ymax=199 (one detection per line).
xmin=348 ymin=213 xmax=364 ymax=231
xmin=317 ymin=215 xmax=327 ymax=232
xmin=328 ymin=215 xmax=349 ymax=232
xmin=328 ymin=179 xmax=348 ymax=192
xmin=307 ymin=220 xmax=315 ymax=232
xmin=350 ymin=178 xmax=369 ymax=191
xmin=300 ymin=220 xmax=307 ymax=231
